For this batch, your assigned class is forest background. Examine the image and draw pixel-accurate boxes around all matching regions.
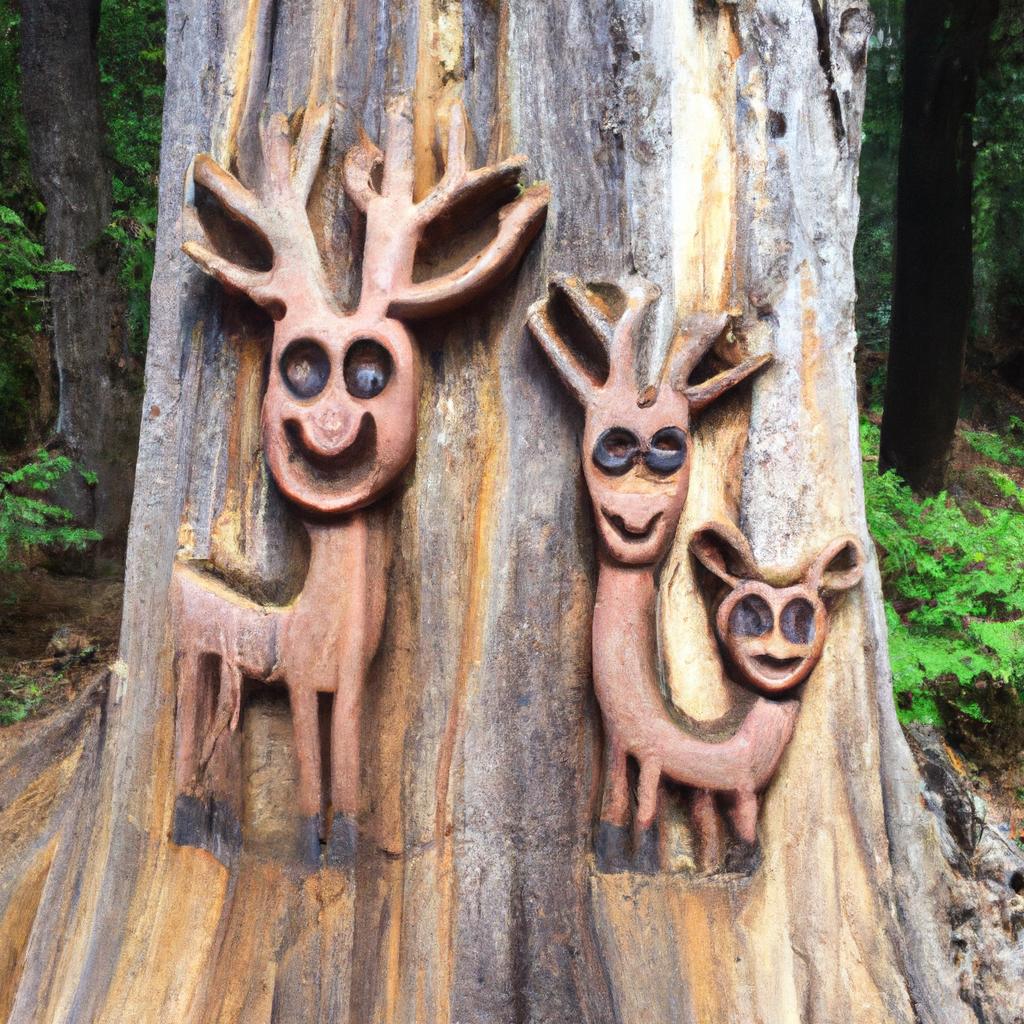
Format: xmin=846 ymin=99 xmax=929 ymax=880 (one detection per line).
xmin=0 ymin=0 xmax=1022 ymax=845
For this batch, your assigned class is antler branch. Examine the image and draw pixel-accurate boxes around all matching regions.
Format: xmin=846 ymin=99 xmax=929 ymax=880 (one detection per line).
xmin=526 ymin=276 xmax=659 ymax=403
xmin=344 ymin=96 xmax=550 ymax=319
xmin=184 ymin=104 xmax=334 ymax=319
xmin=668 ymin=314 xmax=773 ymax=412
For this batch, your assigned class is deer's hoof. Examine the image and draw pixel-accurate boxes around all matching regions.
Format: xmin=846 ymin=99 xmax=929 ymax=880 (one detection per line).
xmin=326 ymin=813 xmax=358 ymax=870
xmin=723 ymin=838 xmax=762 ymax=875
xmin=594 ymin=821 xmax=630 ymax=874
xmin=297 ymin=814 xmax=323 ymax=869
xmin=632 ymin=822 xmax=661 ymax=874
xmin=171 ymin=793 xmax=206 ymax=850
xmin=209 ymin=797 xmax=242 ymax=863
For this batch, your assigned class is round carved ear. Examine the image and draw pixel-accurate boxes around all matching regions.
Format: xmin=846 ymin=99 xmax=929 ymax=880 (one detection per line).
xmin=688 ymin=521 xmax=757 ymax=587
xmin=808 ymin=536 xmax=865 ymax=596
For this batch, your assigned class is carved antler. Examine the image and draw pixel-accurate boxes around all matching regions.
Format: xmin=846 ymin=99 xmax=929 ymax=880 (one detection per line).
xmin=528 ymin=275 xmax=771 ymax=408
xmin=343 ymin=96 xmax=551 ymax=319
xmin=184 ymin=104 xmax=334 ymax=319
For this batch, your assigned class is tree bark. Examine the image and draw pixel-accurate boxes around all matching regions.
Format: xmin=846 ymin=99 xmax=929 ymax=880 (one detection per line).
xmin=879 ymin=0 xmax=999 ymax=493
xmin=0 ymin=1 xmax=1005 ymax=1021
xmin=19 ymin=0 xmax=139 ymax=559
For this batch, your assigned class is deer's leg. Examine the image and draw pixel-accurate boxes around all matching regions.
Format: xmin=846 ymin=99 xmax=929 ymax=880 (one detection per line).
xmin=289 ymin=685 xmax=323 ymax=868
xmin=172 ymin=647 xmax=209 ymax=848
xmin=727 ymin=788 xmax=760 ymax=845
xmin=595 ymin=735 xmax=630 ymax=873
xmin=691 ymin=789 xmax=723 ymax=872
xmin=199 ymin=658 xmax=245 ymax=861
xmin=327 ymin=682 xmax=361 ymax=869
xmin=633 ymin=760 xmax=662 ymax=874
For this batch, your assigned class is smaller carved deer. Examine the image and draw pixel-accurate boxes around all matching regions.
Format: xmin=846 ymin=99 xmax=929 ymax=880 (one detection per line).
xmin=688 ymin=521 xmax=865 ymax=866
xmin=528 ymin=276 xmax=786 ymax=872
xmin=172 ymin=97 xmax=548 ymax=866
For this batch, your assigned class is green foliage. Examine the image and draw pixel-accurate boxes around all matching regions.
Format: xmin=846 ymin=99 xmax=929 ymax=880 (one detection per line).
xmin=862 ymin=420 xmax=1024 ymax=727
xmin=0 ymin=4 xmax=51 ymax=450
xmin=0 ymin=451 xmax=101 ymax=572
xmin=854 ymin=1 xmax=903 ymax=351
xmin=0 ymin=674 xmax=44 ymax=726
xmin=0 ymin=205 xmax=72 ymax=447
xmin=974 ymin=2 xmax=1024 ymax=348
xmin=98 ymin=0 xmax=165 ymax=353
xmin=964 ymin=417 xmax=1024 ymax=468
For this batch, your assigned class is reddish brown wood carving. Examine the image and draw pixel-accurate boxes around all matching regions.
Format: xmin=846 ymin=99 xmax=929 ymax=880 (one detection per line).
xmin=172 ymin=98 xmax=548 ymax=867
xmin=528 ymin=276 xmax=794 ymax=872
xmin=690 ymin=522 xmax=866 ymax=696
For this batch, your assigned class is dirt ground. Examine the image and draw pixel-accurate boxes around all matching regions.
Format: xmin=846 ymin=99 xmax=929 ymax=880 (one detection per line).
xmin=0 ymin=569 xmax=122 ymax=724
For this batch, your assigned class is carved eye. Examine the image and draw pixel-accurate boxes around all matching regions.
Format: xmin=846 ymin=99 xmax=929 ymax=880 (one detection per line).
xmin=729 ymin=594 xmax=772 ymax=638
xmin=644 ymin=426 xmax=687 ymax=475
xmin=344 ymin=338 xmax=393 ymax=399
xmin=281 ymin=339 xmax=330 ymax=399
xmin=780 ymin=598 xmax=816 ymax=644
xmin=593 ymin=427 xmax=640 ymax=476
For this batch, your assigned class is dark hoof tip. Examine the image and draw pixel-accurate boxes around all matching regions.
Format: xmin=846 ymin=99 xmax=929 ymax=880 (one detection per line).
xmin=594 ymin=821 xmax=630 ymax=874
xmin=297 ymin=814 xmax=323 ymax=869
xmin=326 ymin=813 xmax=358 ymax=869
xmin=209 ymin=798 xmax=242 ymax=863
xmin=171 ymin=793 xmax=241 ymax=865
xmin=723 ymin=839 xmax=762 ymax=874
xmin=632 ymin=823 xmax=660 ymax=874
xmin=171 ymin=793 xmax=206 ymax=849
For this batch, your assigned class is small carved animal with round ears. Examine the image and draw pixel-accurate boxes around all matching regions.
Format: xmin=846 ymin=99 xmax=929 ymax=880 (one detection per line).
xmin=687 ymin=520 xmax=865 ymax=866
xmin=527 ymin=275 xmax=785 ymax=873
xmin=171 ymin=97 xmax=549 ymax=867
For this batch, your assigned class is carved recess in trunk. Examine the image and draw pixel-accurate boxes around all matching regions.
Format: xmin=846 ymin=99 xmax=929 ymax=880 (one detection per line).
xmin=528 ymin=275 xmax=863 ymax=875
xmin=170 ymin=96 xmax=549 ymax=869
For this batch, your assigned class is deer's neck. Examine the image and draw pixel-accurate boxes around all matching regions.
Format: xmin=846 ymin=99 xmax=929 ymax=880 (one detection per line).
xmin=300 ymin=515 xmax=373 ymax=611
xmin=286 ymin=511 xmax=390 ymax=676
xmin=591 ymin=557 xmax=666 ymax=725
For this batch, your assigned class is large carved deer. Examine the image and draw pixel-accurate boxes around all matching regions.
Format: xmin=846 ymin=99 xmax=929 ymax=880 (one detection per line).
xmin=172 ymin=97 xmax=549 ymax=867
xmin=527 ymin=276 xmax=792 ymax=872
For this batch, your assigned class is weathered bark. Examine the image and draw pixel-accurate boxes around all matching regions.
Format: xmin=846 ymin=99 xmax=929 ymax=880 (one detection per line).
xmin=19 ymin=0 xmax=139 ymax=557
xmin=0 ymin=1 xmax=1010 ymax=1021
xmin=879 ymin=0 xmax=999 ymax=493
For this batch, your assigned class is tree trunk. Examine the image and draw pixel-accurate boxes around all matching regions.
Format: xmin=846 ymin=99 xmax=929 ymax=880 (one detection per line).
xmin=19 ymin=0 xmax=139 ymax=559
xmin=0 ymin=1 xmax=1003 ymax=1021
xmin=879 ymin=0 xmax=999 ymax=493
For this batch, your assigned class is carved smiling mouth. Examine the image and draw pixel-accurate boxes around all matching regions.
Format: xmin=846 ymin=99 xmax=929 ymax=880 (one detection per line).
xmin=600 ymin=508 xmax=662 ymax=543
xmin=752 ymin=654 xmax=803 ymax=679
xmin=285 ymin=414 xmax=377 ymax=475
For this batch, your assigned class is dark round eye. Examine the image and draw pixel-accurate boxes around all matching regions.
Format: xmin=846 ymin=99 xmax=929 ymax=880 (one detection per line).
xmin=729 ymin=594 xmax=772 ymax=638
xmin=280 ymin=339 xmax=330 ymax=399
xmin=343 ymin=338 xmax=393 ymax=399
xmin=644 ymin=426 xmax=688 ymax=475
xmin=780 ymin=598 xmax=816 ymax=644
xmin=593 ymin=427 xmax=641 ymax=476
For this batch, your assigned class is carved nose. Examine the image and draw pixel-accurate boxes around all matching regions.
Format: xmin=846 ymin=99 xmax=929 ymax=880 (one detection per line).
xmin=290 ymin=409 xmax=367 ymax=459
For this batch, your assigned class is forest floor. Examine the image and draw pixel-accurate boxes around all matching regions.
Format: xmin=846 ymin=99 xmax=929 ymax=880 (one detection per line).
xmin=0 ymin=569 xmax=122 ymax=726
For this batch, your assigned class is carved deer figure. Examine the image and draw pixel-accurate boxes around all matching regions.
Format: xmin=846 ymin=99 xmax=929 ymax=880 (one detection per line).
xmin=687 ymin=520 xmax=865 ymax=866
xmin=172 ymin=97 xmax=549 ymax=866
xmin=527 ymin=276 xmax=790 ymax=872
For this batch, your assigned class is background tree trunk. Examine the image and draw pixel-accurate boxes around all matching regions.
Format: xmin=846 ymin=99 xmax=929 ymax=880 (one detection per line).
xmin=0 ymin=1 xmax=997 ymax=1021
xmin=19 ymin=0 xmax=139 ymax=559
xmin=879 ymin=0 xmax=1000 ymax=493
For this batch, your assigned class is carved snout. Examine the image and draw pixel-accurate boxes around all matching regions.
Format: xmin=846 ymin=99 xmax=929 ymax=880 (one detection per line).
xmin=286 ymin=409 xmax=372 ymax=463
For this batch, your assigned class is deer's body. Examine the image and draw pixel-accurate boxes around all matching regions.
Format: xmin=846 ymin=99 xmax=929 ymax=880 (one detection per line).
xmin=172 ymin=97 xmax=548 ymax=865
xmin=592 ymin=558 xmax=798 ymax=845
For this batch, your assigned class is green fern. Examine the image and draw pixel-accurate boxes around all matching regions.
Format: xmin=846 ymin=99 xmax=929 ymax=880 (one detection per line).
xmin=862 ymin=420 xmax=1024 ymax=727
xmin=0 ymin=450 xmax=101 ymax=572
